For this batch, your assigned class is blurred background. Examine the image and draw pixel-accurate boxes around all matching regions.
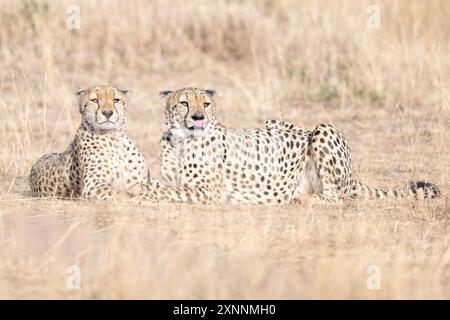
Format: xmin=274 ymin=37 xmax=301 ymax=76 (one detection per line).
xmin=0 ymin=0 xmax=448 ymax=299
xmin=0 ymin=0 xmax=448 ymax=180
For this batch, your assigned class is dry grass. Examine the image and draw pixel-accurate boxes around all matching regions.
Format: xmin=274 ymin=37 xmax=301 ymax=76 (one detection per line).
xmin=0 ymin=0 xmax=449 ymax=299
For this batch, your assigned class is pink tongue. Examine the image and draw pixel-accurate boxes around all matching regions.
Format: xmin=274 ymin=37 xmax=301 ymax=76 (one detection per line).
xmin=194 ymin=120 xmax=204 ymax=128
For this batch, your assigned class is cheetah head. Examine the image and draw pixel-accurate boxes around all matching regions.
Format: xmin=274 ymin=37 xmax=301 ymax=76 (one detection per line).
xmin=160 ymin=87 xmax=218 ymax=138
xmin=75 ymin=86 xmax=131 ymax=133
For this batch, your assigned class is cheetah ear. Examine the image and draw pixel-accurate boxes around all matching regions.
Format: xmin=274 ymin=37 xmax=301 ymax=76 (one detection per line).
xmin=205 ymin=89 xmax=216 ymax=97
xmin=74 ymin=89 xmax=88 ymax=100
xmin=74 ymin=89 xmax=88 ymax=113
xmin=160 ymin=90 xmax=173 ymax=98
xmin=119 ymin=89 xmax=132 ymax=101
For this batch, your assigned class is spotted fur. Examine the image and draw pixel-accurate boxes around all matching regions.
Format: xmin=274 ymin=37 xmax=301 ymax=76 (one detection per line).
xmin=142 ymin=87 xmax=440 ymax=204
xmin=266 ymin=120 xmax=440 ymax=201
xmin=29 ymin=86 xmax=159 ymax=200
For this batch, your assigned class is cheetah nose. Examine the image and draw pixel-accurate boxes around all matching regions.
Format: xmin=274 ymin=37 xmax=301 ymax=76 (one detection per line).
xmin=102 ymin=110 xmax=114 ymax=119
xmin=191 ymin=112 xmax=205 ymax=121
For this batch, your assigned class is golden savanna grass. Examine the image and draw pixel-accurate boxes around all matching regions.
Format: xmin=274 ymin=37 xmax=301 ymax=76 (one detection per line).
xmin=0 ymin=0 xmax=449 ymax=299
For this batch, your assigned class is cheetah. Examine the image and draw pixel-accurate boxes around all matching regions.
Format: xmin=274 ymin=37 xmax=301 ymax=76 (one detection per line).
xmin=138 ymin=87 xmax=439 ymax=204
xmin=29 ymin=86 xmax=159 ymax=200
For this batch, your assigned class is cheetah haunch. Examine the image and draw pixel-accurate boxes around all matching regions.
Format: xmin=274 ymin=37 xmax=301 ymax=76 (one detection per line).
xmin=139 ymin=87 xmax=439 ymax=205
xmin=29 ymin=86 xmax=159 ymax=200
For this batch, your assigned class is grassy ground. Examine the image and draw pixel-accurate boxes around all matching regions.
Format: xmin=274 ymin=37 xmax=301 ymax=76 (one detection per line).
xmin=0 ymin=0 xmax=449 ymax=299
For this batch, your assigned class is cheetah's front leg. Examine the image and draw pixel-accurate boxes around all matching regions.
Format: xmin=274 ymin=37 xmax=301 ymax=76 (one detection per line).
xmin=81 ymin=179 xmax=129 ymax=200
xmin=291 ymin=193 xmax=342 ymax=206
xmin=160 ymin=131 xmax=181 ymax=187
xmin=80 ymin=160 xmax=131 ymax=200
xmin=132 ymin=183 xmax=219 ymax=204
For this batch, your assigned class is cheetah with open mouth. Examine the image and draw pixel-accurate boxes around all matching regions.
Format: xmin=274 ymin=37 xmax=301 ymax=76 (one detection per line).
xmin=136 ymin=87 xmax=439 ymax=204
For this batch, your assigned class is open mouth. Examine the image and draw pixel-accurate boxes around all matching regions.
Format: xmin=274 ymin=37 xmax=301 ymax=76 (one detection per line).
xmin=188 ymin=120 xmax=205 ymax=130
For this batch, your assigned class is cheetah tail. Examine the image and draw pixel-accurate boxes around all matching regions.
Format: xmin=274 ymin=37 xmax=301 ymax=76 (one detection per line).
xmin=351 ymin=179 xmax=440 ymax=200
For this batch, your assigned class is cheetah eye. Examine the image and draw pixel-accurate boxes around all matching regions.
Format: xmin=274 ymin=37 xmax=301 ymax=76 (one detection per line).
xmin=90 ymin=98 xmax=99 ymax=104
xmin=204 ymin=102 xmax=210 ymax=108
xmin=113 ymin=98 xmax=120 ymax=104
xmin=180 ymin=101 xmax=188 ymax=107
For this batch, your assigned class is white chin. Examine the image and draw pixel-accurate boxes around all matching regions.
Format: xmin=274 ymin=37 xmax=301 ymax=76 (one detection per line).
xmin=98 ymin=122 xmax=118 ymax=131
xmin=170 ymin=126 xmax=207 ymax=138
xmin=191 ymin=128 xmax=206 ymax=137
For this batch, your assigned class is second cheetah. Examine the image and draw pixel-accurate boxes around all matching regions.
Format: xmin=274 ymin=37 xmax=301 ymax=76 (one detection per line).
xmin=139 ymin=87 xmax=439 ymax=204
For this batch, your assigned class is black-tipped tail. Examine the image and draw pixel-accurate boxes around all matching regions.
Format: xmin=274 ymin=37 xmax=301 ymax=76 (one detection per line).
xmin=351 ymin=179 xmax=440 ymax=200
xmin=409 ymin=181 xmax=440 ymax=199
